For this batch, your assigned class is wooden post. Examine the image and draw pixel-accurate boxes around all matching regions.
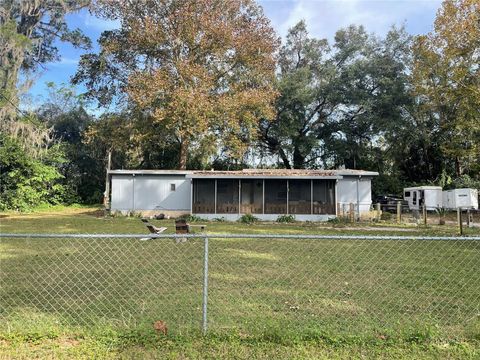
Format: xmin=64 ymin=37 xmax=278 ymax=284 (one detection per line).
xmin=457 ymin=208 xmax=463 ymax=235
xmin=349 ymin=203 xmax=355 ymax=223
xmin=376 ymin=203 xmax=381 ymax=221
xmin=103 ymin=149 xmax=112 ymax=213
xmin=466 ymin=209 xmax=471 ymax=228
xmin=396 ymin=201 xmax=402 ymax=223
xmin=422 ymin=204 xmax=427 ymax=225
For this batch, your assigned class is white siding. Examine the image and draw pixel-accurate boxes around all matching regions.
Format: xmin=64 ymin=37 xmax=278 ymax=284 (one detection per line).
xmin=442 ymin=189 xmax=478 ymax=210
xmin=111 ymin=175 xmax=190 ymax=211
xmin=337 ymin=177 xmax=372 ymax=213
xmin=111 ymin=175 xmax=134 ymax=210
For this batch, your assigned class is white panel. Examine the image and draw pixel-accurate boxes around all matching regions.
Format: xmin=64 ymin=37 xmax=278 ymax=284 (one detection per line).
xmin=195 ymin=213 xmax=335 ymax=221
xmin=424 ymin=189 xmax=442 ymax=210
xmin=133 ymin=175 xmax=190 ymax=211
xmin=337 ymin=177 xmax=373 ymax=213
xmin=111 ymin=176 xmax=134 ymax=210
xmin=337 ymin=179 xmax=357 ymax=203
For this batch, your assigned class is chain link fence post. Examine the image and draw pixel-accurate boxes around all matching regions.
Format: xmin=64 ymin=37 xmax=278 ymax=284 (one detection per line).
xmin=202 ymin=236 xmax=209 ymax=335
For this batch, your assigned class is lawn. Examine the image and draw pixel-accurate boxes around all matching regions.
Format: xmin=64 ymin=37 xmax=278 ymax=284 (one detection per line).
xmin=1 ymin=207 xmax=479 ymax=359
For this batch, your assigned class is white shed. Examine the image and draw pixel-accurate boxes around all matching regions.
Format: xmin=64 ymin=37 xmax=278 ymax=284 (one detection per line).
xmin=442 ymin=188 xmax=479 ymax=210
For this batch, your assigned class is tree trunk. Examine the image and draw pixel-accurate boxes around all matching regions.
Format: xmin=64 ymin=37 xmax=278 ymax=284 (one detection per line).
xmin=178 ymin=139 xmax=188 ymax=170
xmin=455 ymin=157 xmax=461 ymax=177
xmin=278 ymin=148 xmax=291 ymax=169
xmin=292 ymin=145 xmax=305 ymax=169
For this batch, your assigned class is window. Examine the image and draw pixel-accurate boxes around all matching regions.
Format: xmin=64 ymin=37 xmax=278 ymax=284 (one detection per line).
xmin=170 ymin=183 xmax=176 ymax=191
xmin=404 ymin=191 xmax=410 ymax=197
xmin=264 ymin=180 xmax=287 ymax=214
xmin=193 ymin=179 xmax=215 ymax=213
xmin=240 ymin=179 xmax=263 ymax=214
xmin=313 ymin=180 xmax=336 ymax=214
xmin=412 ymin=191 xmax=417 ymax=205
xmin=216 ymin=179 xmax=239 ymax=214
xmin=289 ymin=180 xmax=311 ymax=214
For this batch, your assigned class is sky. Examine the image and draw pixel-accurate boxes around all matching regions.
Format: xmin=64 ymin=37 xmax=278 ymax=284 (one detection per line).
xmin=24 ymin=0 xmax=443 ymax=109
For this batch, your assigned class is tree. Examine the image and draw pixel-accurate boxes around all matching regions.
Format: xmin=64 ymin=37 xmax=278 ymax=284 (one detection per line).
xmin=323 ymin=25 xmax=413 ymax=172
xmin=259 ymin=21 xmax=337 ymax=169
xmin=260 ymin=22 xmax=413 ymax=175
xmin=0 ymin=0 xmax=91 ymax=125
xmin=37 ymin=83 xmax=106 ymax=203
xmin=74 ymin=0 xmax=279 ymax=169
xmin=412 ymin=0 xmax=480 ymax=177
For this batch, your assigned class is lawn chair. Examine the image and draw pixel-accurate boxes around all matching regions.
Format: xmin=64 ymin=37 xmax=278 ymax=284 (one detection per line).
xmin=175 ymin=219 xmax=206 ymax=243
xmin=140 ymin=218 xmax=167 ymax=241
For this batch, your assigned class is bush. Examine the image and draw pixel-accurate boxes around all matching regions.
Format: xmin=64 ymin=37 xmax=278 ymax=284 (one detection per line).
xmin=239 ymin=214 xmax=258 ymax=224
xmin=179 ymin=214 xmax=205 ymax=222
xmin=0 ymin=134 xmax=67 ymax=211
xmin=276 ymin=214 xmax=296 ymax=223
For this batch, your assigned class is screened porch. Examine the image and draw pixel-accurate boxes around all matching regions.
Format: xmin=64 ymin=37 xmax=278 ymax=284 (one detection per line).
xmin=192 ymin=178 xmax=336 ymax=215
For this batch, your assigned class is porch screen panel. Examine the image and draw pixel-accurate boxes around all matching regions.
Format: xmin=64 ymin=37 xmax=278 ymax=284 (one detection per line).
xmin=193 ymin=179 xmax=215 ymax=213
xmin=313 ymin=179 xmax=336 ymax=214
xmin=264 ymin=179 xmax=287 ymax=214
xmin=240 ymin=179 xmax=263 ymax=214
xmin=289 ymin=179 xmax=311 ymax=214
xmin=216 ymin=179 xmax=239 ymax=213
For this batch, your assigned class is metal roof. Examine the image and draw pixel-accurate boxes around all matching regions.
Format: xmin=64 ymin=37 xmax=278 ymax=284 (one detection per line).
xmin=109 ymin=169 xmax=378 ymax=178
xmin=404 ymin=186 xmax=442 ymax=191
xmin=108 ymin=170 xmax=193 ymax=175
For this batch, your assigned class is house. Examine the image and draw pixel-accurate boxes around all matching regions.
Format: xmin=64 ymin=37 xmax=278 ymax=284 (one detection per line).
xmin=109 ymin=169 xmax=378 ymax=221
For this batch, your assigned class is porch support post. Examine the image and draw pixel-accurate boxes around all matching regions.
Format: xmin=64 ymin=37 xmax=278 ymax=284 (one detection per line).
xmin=262 ymin=179 xmax=265 ymax=214
xmin=286 ymin=179 xmax=289 ymax=215
xmin=238 ymin=179 xmax=241 ymax=215
xmin=214 ymin=179 xmax=217 ymax=214
xmin=311 ymin=179 xmax=313 ymax=215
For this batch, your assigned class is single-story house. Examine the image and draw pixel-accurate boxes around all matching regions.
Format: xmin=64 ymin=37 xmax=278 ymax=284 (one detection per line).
xmin=109 ymin=169 xmax=378 ymax=221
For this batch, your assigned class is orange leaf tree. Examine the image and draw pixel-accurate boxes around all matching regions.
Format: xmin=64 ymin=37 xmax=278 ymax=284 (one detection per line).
xmin=76 ymin=0 xmax=278 ymax=169
xmin=412 ymin=0 xmax=480 ymax=176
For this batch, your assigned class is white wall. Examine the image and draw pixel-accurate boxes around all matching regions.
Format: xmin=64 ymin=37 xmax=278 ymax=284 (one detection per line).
xmin=111 ymin=175 xmax=134 ymax=210
xmin=111 ymin=175 xmax=190 ymax=211
xmin=337 ymin=177 xmax=372 ymax=213
xmin=195 ymin=213 xmax=335 ymax=221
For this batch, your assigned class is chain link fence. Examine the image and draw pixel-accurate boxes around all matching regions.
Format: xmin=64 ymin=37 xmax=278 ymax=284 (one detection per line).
xmin=1 ymin=233 xmax=479 ymax=340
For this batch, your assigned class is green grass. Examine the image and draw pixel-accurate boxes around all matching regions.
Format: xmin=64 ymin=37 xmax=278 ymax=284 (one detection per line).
xmin=0 ymin=207 xmax=479 ymax=359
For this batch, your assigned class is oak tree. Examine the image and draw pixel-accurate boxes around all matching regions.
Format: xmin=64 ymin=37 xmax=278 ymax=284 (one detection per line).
xmin=75 ymin=0 xmax=278 ymax=169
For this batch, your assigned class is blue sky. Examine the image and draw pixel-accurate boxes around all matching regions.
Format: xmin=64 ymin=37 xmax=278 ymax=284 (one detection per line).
xmin=25 ymin=0 xmax=442 ymax=110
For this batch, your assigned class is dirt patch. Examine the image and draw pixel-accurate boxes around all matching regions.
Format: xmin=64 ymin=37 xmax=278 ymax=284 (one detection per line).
xmin=58 ymin=337 xmax=81 ymax=348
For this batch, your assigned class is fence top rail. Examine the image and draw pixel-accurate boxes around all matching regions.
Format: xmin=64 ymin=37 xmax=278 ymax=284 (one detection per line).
xmin=1 ymin=233 xmax=480 ymax=241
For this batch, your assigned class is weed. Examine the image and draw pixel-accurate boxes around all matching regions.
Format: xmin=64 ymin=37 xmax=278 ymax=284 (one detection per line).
xmin=276 ymin=214 xmax=296 ymax=223
xmin=239 ymin=214 xmax=259 ymax=224
xmin=179 ymin=214 xmax=205 ymax=222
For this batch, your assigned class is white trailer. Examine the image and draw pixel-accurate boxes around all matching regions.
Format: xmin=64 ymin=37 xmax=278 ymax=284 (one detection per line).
xmin=442 ymin=188 xmax=478 ymax=210
xmin=403 ymin=186 xmax=442 ymax=211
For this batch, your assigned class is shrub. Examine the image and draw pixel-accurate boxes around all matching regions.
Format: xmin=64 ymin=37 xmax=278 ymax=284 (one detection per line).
xmin=180 ymin=214 xmax=205 ymax=222
xmin=0 ymin=134 xmax=67 ymax=211
xmin=276 ymin=214 xmax=296 ymax=223
xmin=239 ymin=214 xmax=258 ymax=224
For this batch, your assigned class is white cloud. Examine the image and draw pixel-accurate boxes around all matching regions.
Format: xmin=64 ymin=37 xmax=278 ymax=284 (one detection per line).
xmin=45 ymin=56 xmax=79 ymax=68
xmin=260 ymin=0 xmax=442 ymax=41
xmin=82 ymin=11 xmax=120 ymax=31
